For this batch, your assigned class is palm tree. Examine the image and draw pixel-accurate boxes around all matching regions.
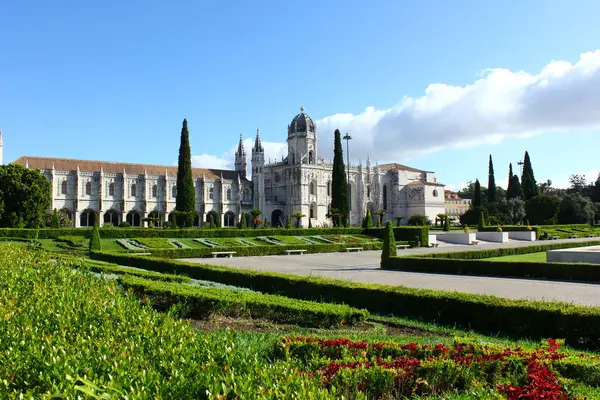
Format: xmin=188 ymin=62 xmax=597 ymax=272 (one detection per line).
xmin=249 ymin=209 xmax=262 ymax=229
xmin=376 ymin=210 xmax=387 ymax=227
xmin=394 ymin=216 xmax=404 ymax=227
xmin=293 ymin=212 xmax=306 ymax=228
xmin=326 ymin=208 xmax=342 ymax=227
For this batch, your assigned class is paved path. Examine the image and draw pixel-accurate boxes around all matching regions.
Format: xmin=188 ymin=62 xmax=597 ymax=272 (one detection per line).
xmin=181 ymin=237 xmax=600 ymax=307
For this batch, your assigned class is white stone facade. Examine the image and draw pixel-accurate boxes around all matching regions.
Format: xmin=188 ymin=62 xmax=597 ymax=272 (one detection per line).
xmin=9 ymin=106 xmax=445 ymax=227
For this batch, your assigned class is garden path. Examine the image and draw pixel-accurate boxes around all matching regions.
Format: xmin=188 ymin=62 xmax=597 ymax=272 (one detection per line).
xmin=181 ymin=237 xmax=600 ymax=307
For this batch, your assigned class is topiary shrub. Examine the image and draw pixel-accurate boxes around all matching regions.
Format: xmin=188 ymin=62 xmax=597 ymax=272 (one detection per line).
xmin=286 ymin=215 xmax=292 ymax=229
xmin=478 ymin=211 xmax=485 ymax=229
xmin=364 ymin=210 xmax=373 ymax=228
xmin=50 ymin=209 xmax=60 ymax=229
xmin=240 ymin=213 xmax=247 ymax=229
xmin=407 ymin=214 xmax=431 ymax=226
xmin=443 ymin=215 xmax=450 ymax=232
xmin=380 ymin=221 xmax=397 ymax=267
xmin=89 ymin=222 xmax=102 ymax=252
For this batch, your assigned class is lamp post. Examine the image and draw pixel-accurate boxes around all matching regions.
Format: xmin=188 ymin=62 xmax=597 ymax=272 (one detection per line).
xmin=342 ymin=133 xmax=352 ymax=226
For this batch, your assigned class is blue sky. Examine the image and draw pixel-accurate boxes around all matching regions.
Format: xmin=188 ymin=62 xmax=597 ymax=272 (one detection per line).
xmin=1 ymin=0 xmax=599 ymax=190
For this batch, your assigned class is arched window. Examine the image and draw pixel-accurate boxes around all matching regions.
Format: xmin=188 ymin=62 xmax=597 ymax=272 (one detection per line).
xmin=383 ymin=185 xmax=388 ymax=210
xmin=108 ymin=182 xmax=115 ymax=196
xmin=172 ymin=186 xmax=177 ymax=198
xmin=327 ymin=181 xmax=331 ymax=196
xmin=308 ymin=151 xmax=314 ymax=165
xmin=85 ymin=182 xmax=91 ymax=196
xmin=367 ymin=185 xmax=371 ymax=198
xmin=152 ymin=184 xmax=158 ymax=198
xmin=209 ymin=187 xmax=214 ymax=200
xmin=224 ymin=211 xmax=235 ymax=227
xmin=242 ymin=188 xmax=251 ymax=202
xmin=131 ymin=184 xmax=137 ymax=197
xmin=310 ymin=181 xmax=316 ymax=195
xmin=226 ymin=188 xmax=232 ymax=200
xmin=61 ymin=180 xmax=68 ymax=195
xmin=310 ymin=203 xmax=317 ymax=219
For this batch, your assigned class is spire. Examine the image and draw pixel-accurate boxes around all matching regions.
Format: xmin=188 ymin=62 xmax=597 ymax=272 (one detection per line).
xmin=236 ymin=133 xmax=245 ymax=155
xmin=300 ymin=105 xmax=304 ymax=113
xmin=254 ymin=128 xmax=263 ymax=152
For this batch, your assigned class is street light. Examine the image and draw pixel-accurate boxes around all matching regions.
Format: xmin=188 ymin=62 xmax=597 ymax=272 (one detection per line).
xmin=342 ymin=133 xmax=352 ymax=226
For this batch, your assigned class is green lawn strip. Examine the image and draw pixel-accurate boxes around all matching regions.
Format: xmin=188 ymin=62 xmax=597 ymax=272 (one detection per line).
xmin=485 ymin=252 xmax=547 ymax=262
xmin=92 ymin=251 xmax=600 ymax=350
xmin=99 ymin=239 xmax=127 ymax=252
xmin=134 ymin=238 xmax=176 ymax=249
xmin=119 ymin=275 xmax=368 ymax=327
xmin=269 ymin=235 xmax=308 ymax=245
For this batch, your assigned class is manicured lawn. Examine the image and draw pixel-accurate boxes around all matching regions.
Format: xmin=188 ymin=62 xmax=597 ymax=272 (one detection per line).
xmin=486 ymin=251 xmax=547 ymax=262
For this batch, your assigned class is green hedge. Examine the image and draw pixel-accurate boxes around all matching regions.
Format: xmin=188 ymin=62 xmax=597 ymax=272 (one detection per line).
xmin=135 ymin=242 xmax=383 ymax=258
xmin=0 ymin=227 xmax=364 ymax=239
xmin=91 ymin=252 xmax=600 ymax=349
xmin=120 ymin=275 xmax=368 ymax=327
xmin=407 ymin=240 xmax=600 ymax=260
xmin=364 ymin=226 xmax=429 ymax=247
xmin=479 ymin=225 xmax=541 ymax=237
xmin=69 ymin=257 xmax=192 ymax=283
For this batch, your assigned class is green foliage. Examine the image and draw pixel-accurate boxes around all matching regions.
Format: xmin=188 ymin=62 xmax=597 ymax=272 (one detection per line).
xmin=120 ymin=275 xmax=367 ymax=327
xmin=487 ymin=155 xmax=496 ymax=203
xmin=286 ymin=215 xmax=291 ymax=229
xmin=526 ymin=195 xmax=560 ymax=225
xmin=394 ymin=216 xmax=404 ymax=227
xmin=135 ymin=238 xmax=174 ymax=249
xmin=443 ymin=215 xmax=450 ymax=231
xmin=70 ymin=257 xmax=191 ymax=283
xmin=293 ymin=212 xmax=305 ymax=228
xmin=380 ymin=221 xmax=396 ymax=266
xmin=55 ymin=235 xmax=86 ymax=247
xmin=0 ymin=164 xmax=51 ymax=228
xmin=407 ymin=214 xmax=431 ymax=226
xmin=50 ymin=209 xmax=60 ymax=229
xmin=209 ymin=214 xmax=216 ymax=229
xmin=308 ymin=218 xmax=312 ymax=228
xmin=95 ymin=249 xmax=600 ymax=349
xmin=331 ymin=129 xmax=349 ymax=224
xmin=89 ymin=222 xmax=102 ymax=252
xmin=119 ymin=221 xmax=131 ymax=228
xmin=557 ymin=193 xmax=594 ymax=224
xmin=249 ymin=209 xmax=262 ymax=228
xmin=521 ymin=151 xmax=539 ymax=200
xmin=363 ymin=209 xmax=373 ymax=228
xmin=263 ymin=217 xmax=269 ymax=228
xmin=175 ymin=119 xmax=196 ymax=218
xmin=478 ymin=211 xmax=485 ymax=229
xmin=240 ymin=212 xmax=247 ymax=229
xmin=473 ymin=179 xmax=482 ymax=209
xmin=592 ymin=176 xmax=600 ymax=203
xmin=506 ymin=163 xmax=523 ymax=200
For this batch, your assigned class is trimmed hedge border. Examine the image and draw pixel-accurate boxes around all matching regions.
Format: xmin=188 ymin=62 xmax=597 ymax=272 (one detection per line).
xmin=365 ymin=226 xmax=429 ymax=247
xmin=91 ymin=251 xmax=600 ymax=349
xmin=119 ymin=274 xmax=368 ymax=327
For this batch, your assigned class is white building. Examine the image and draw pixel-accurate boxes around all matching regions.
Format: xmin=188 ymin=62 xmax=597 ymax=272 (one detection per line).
xmin=7 ymin=107 xmax=445 ymax=227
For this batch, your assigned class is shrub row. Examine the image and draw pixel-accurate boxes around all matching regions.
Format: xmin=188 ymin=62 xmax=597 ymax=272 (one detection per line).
xmin=68 ymin=257 xmax=192 ymax=283
xmin=0 ymin=227 xmax=365 ymax=239
xmin=91 ymin=252 xmax=600 ymax=349
xmin=135 ymin=242 xmax=383 ymax=258
xmin=364 ymin=226 xmax=429 ymax=247
xmin=119 ymin=275 xmax=368 ymax=327
xmin=382 ymin=255 xmax=600 ymax=283
xmin=408 ymin=240 xmax=600 ymax=260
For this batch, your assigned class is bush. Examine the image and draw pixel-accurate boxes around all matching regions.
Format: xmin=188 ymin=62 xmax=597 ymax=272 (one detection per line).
xmin=50 ymin=209 xmax=60 ymax=229
xmin=119 ymin=221 xmax=131 ymax=228
xmin=380 ymin=221 xmax=396 ymax=267
xmin=365 ymin=226 xmax=429 ymax=247
xmin=120 ymin=275 xmax=368 ymax=327
xmin=55 ymin=235 xmax=86 ymax=247
xmin=89 ymin=223 xmax=101 ymax=252
xmin=407 ymin=214 xmax=431 ymax=226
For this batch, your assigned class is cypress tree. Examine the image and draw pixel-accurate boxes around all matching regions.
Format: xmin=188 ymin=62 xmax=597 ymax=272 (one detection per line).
xmin=511 ymin=174 xmax=523 ymax=199
xmin=89 ymin=222 xmax=102 ymax=252
xmin=240 ymin=213 xmax=247 ymax=229
xmin=175 ymin=119 xmax=196 ymax=226
xmin=443 ymin=215 xmax=450 ymax=231
xmin=380 ymin=221 xmax=396 ymax=267
xmin=507 ymin=164 xmax=514 ymax=200
xmin=210 ymin=215 xmax=216 ymax=229
xmin=487 ymin=155 xmax=496 ymax=203
xmin=478 ymin=211 xmax=485 ymax=229
xmin=263 ymin=217 xmax=269 ymax=228
xmin=286 ymin=215 xmax=291 ymax=229
xmin=331 ymin=130 xmax=349 ymax=225
xmin=51 ymin=209 xmax=60 ymax=228
xmin=473 ymin=179 xmax=482 ymax=209
xmin=365 ymin=209 xmax=373 ymax=228
xmin=521 ymin=151 xmax=538 ymax=200
xmin=592 ymin=176 xmax=600 ymax=203
xmin=308 ymin=218 xmax=312 ymax=228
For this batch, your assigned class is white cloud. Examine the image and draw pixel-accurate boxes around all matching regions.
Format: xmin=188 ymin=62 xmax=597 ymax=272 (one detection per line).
xmin=191 ymin=138 xmax=287 ymax=172
xmin=549 ymin=169 xmax=600 ymax=189
xmin=193 ymin=50 xmax=600 ymax=168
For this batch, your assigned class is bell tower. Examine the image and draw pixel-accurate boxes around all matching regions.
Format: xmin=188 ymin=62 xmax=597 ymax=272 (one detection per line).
xmin=251 ymin=129 xmax=265 ymax=212
xmin=287 ymin=106 xmax=318 ymax=165
xmin=234 ymin=133 xmax=247 ymax=179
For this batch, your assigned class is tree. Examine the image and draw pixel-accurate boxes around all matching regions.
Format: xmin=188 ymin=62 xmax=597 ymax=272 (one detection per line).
xmin=209 ymin=215 xmax=216 ymax=229
xmin=50 ymin=209 xmax=60 ymax=228
xmin=380 ymin=221 xmax=396 ymax=267
xmin=293 ymin=212 xmax=305 ymax=228
xmin=286 ymin=215 xmax=291 ymax=229
xmin=443 ymin=215 xmax=450 ymax=231
xmin=331 ymin=129 xmax=349 ymax=225
xmin=0 ymin=164 xmax=51 ymax=228
xmin=175 ymin=119 xmax=196 ymax=227
xmin=506 ymin=164 xmax=514 ymax=199
xmin=249 ymin=209 xmax=262 ymax=229
xmin=505 ymin=198 xmax=526 ymax=224
xmin=473 ymin=179 xmax=483 ymax=209
xmin=568 ymin=174 xmax=587 ymax=194
xmin=525 ymin=195 xmax=560 ymax=225
xmin=407 ymin=214 xmax=431 ymax=226
xmin=487 ymin=155 xmax=497 ymax=203
xmin=394 ymin=216 xmax=404 ymax=227
xmin=478 ymin=211 xmax=485 ymax=229
xmin=240 ymin=213 xmax=247 ymax=229
xmin=89 ymin=222 xmax=102 ymax=252
xmin=538 ymin=179 xmax=553 ymax=195
xmin=592 ymin=176 xmax=600 ymax=203
xmin=557 ymin=193 xmax=594 ymax=224
xmin=363 ymin=209 xmax=373 ymax=229
xmin=376 ymin=210 xmax=386 ymax=227
xmin=521 ymin=151 xmax=538 ymax=200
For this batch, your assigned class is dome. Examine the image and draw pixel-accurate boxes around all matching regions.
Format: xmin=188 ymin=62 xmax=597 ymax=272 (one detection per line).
xmin=288 ymin=106 xmax=316 ymax=137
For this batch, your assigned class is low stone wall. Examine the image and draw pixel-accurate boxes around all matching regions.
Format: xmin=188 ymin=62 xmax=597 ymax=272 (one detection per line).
xmin=476 ymin=231 xmax=509 ymax=243
xmin=547 ymin=246 xmax=600 ymax=264
xmin=508 ymin=231 xmax=537 ymax=241
xmin=436 ymin=233 xmax=476 ymax=245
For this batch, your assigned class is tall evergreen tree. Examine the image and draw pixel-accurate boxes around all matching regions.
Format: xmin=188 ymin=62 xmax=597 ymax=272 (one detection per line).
xmin=507 ymin=163 xmax=523 ymax=200
xmin=487 ymin=155 xmax=497 ymax=203
xmin=175 ymin=119 xmax=196 ymax=226
xmin=511 ymin=175 xmax=523 ymax=199
xmin=473 ymin=179 xmax=482 ymax=209
xmin=521 ymin=151 xmax=538 ymax=200
xmin=592 ymin=176 xmax=600 ymax=203
xmin=331 ymin=129 xmax=349 ymax=225
xmin=506 ymin=163 xmax=514 ymax=200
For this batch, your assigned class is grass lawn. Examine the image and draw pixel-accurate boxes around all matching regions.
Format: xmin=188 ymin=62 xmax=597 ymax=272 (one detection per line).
xmin=486 ymin=251 xmax=547 ymax=262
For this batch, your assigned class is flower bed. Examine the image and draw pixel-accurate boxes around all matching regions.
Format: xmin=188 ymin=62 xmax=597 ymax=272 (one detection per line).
xmin=135 ymin=238 xmax=176 ymax=249
xmin=276 ymin=336 xmax=599 ymax=398
xmin=116 ymin=238 xmax=147 ymax=250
